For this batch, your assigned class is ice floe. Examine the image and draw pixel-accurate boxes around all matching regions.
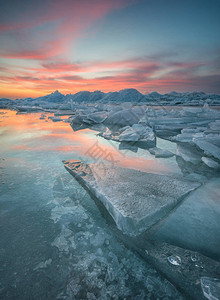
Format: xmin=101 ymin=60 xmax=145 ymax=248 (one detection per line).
xmin=64 ymin=160 xmax=200 ymax=236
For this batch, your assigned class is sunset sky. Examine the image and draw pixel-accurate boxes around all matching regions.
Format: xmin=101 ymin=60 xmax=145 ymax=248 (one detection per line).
xmin=0 ymin=0 xmax=220 ymax=99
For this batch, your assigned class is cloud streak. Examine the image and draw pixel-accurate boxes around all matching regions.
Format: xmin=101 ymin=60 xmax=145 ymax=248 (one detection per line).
xmin=0 ymin=0 xmax=219 ymax=98
xmin=0 ymin=0 xmax=132 ymax=60
xmin=1 ymin=56 xmax=219 ymax=98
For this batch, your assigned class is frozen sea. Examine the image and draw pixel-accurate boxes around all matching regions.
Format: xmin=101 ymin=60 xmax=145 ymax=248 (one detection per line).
xmin=0 ymin=110 xmax=219 ymax=299
xmin=0 ymin=110 xmax=185 ymax=299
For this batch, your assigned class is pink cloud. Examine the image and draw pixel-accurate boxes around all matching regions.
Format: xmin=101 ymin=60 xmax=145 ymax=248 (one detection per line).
xmin=1 ymin=53 xmax=218 ymax=98
xmin=0 ymin=0 xmax=132 ymax=60
xmin=0 ymin=57 xmax=206 ymax=95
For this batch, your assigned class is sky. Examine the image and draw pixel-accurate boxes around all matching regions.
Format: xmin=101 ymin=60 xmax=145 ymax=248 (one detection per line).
xmin=0 ymin=0 xmax=220 ymax=99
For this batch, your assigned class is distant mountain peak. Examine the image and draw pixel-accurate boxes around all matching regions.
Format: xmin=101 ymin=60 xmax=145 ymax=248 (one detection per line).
xmin=51 ymin=90 xmax=62 ymax=95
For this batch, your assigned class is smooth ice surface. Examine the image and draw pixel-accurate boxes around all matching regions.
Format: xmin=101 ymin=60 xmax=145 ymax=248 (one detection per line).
xmin=64 ymin=160 xmax=200 ymax=236
xmin=153 ymin=178 xmax=220 ymax=259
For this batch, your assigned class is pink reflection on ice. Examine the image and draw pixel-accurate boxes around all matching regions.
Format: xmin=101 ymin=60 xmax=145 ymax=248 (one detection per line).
xmin=0 ymin=110 xmax=174 ymax=174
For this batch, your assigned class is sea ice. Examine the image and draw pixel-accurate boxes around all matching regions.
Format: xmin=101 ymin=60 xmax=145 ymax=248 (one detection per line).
xmin=64 ymin=160 xmax=200 ymax=236
xmin=132 ymin=124 xmax=156 ymax=145
xmin=185 ymin=173 xmax=207 ymax=183
xmin=202 ymin=157 xmax=219 ymax=169
xmin=83 ymin=111 xmax=108 ymax=125
xmin=193 ymin=138 xmax=220 ymax=161
xmin=103 ymin=123 xmax=156 ymax=146
xmin=149 ymin=147 xmax=174 ymax=158
xmin=209 ymin=120 xmax=220 ymax=131
xmin=153 ymin=177 xmax=220 ymax=259
xmin=71 ymin=115 xmax=87 ymax=125
xmin=176 ymin=143 xmax=202 ymax=165
xmin=180 ymin=107 xmax=203 ymax=116
xmin=118 ymin=127 xmax=140 ymax=141
xmin=48 ymin=116 xmax=62 ymax=122
xmin=105 ymin=108 xmax=143 ymax=127
xmin=119 ymin=142 xmax=138 ymax=152
xmin=200 ymin=277 xmax=220 ymax=300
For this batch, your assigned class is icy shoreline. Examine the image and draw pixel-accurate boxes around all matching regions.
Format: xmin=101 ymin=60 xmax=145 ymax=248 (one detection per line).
xmin=1 ymin=89 xmax=220 ymax=299
xmin=63 ymin=160 xmax=220 ymax=300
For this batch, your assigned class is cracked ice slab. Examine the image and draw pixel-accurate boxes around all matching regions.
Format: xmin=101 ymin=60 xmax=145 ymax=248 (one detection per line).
xmin=64 ymin=160 xmax=200 ymax=236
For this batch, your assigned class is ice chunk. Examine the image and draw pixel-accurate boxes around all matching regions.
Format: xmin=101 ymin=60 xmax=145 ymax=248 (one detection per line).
xmin=83 ymin=111 xmax=108 ymax=124
xmin=149 ymin=147 xmax=174 ymax=158
xmin=119 ymin=142 xmax=138 ymax=152
xmin=176 ymin=143 xmax=202 ymax=165
xmin=118 ymin=125 xmax=130 ymax=134
xmin=209 ymin=120 xmax=220 ymax=131
xmin=129 ymin=124 xmax=156 ymax=147
xmin=138 ymin=116 xmax=148 ymax=126
xmin=64 ymin=160 xmax=200 ymax=236
xmin=132 ymin=123 xmax=155 ymax=141
xmin=175 ymin=130 xmax=204 ymax=143
xmin=132 ymin=123 xmax=148 ymax=135
xmin=48 ymin=116 xmax=62 ymax=122
xmin=200 ymin=277 xmax=220 ymax=300
xmin=118 ymin=127 xmax=140 ymax=141
xmin=193 ymin=138 xmax=220 ymax=161
xmin=202 ymin=157 xmax=219 ymax=169
xmin=71 ymin=115 xmax=87 ymax=125
xmin=105 ymin=108 xmax=143 ymax=127
xmin=203 ymin=103 xmax=210 ymax=112
xmin=180 ymin=107 xmax=203 ymax=116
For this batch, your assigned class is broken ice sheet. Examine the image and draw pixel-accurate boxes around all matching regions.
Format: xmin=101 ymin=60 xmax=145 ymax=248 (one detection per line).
xmin=152 ymin=177 xmax=220 ymax=259
xmin=64 ymin=160 xmax=200 ymax=236
xmin=200 ymin=277 xmax=220 ymax=300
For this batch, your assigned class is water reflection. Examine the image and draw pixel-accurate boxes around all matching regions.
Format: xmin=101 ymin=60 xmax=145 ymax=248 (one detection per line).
xmin=0 ymin=110 xmax=180 ymax=175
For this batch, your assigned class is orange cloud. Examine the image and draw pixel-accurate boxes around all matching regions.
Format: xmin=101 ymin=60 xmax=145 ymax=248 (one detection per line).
xmin=0 ymin=55 xmax=217 ymax=98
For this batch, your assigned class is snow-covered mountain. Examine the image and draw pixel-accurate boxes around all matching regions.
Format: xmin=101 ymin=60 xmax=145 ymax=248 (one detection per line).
xmin=1 ymin=88 xmax=220 ymax=108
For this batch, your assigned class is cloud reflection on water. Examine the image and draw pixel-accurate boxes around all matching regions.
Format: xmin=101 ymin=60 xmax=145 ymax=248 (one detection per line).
xmin=0 ymin=110 xmax=178 ymax=175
